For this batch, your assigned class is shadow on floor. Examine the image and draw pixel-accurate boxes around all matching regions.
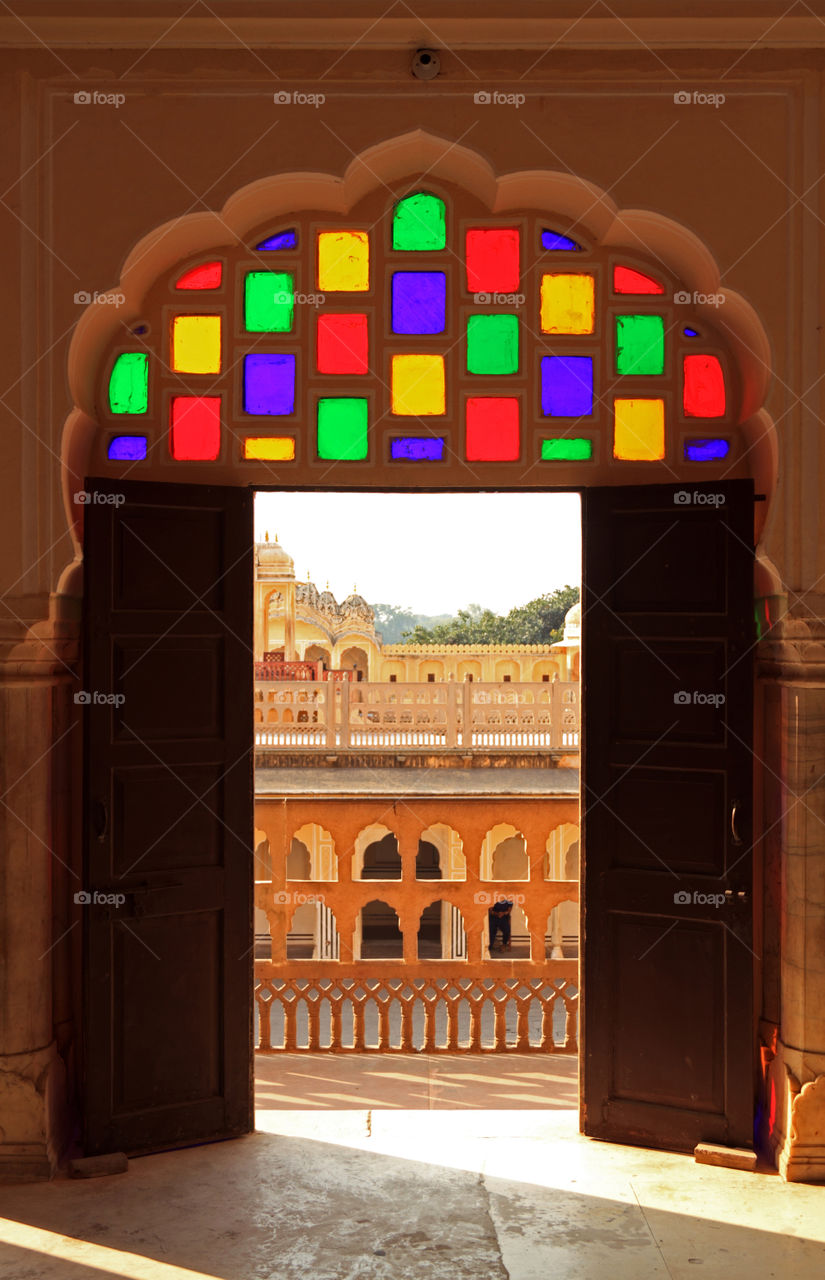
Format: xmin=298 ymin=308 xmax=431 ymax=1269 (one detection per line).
xmin=1 ymin=1114 xmax=825 ymax=1280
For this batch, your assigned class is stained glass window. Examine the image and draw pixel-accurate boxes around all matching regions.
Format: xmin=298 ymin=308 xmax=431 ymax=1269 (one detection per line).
xmin=466 ymin=315 xmax=519 ymax=375
xmin=541 ymin=356 xmax=593 ymax=417
xmin=317 ymin=231 xmax=369 ymax=292
xmin=542 ymin=230 xmax=580 ymax=251
xmin=683 ymin=354 xmax=725 ymax=417
xmin=540 ymin=274 xmax=595 ymax=334
xmin=255 ymin=230 xmax=297 ymax=251
xmin=391 ymin=355 xmax=445 ymax=416
xmin=685 ymin=437 xmax=729 ymax=461
xmin=109 ymin=352 xmax=148 ymax=414
xmin=613 ymin=265 xmax=664 ymax=295
xmin=615 ymin=315 xmax=664 ymax=376
xmin=108 ymin=435 xmax=148 ymax=460
xmin=243 ymin=437 xmax=295 ymax=460
xmin=243 ymin=355 xmax=295 ymax=416
xmin=175 ymin=261 xmax=222 ymax=290
xmin=392 ymin=272 xmax=446 ymax=335
xmin=317 ymin=314 xmax=369 ymax=374
xmin=391 ymin=437 xmax=445 ymax=460
xmin=171 ymin=315 xmax=221 ymax=374
xmin=392 ymin=193 xmax=446 ymax=251
xmin=170 ymin=396 xmax=221 ymax=460
xmin=465 ymin=229 xmax=520 ymax=293
xmin=613 ymin=398 xmax=665 ymax=461
xmin=466 ymin=397 xmax=520 ymax=461
xmin=317 ymin=397 xmax=368 ymax=460
xmin=541 ymin=438 xmax=593 ymax=461
xmin=101 ymin=189 xmax=734 ymax=475
xmin=245 ymin=273 xmax=294 ymax=332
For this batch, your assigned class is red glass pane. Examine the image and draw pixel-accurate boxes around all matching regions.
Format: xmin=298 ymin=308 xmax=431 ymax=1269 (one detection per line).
xmin=170 ymin=396 xmax=221 ymax=459
xmin=613 ymin=265 xmax=664 ymax=295
xmin=465 ymin=229 xmax=520 ymax=293
xmin=175 ymin=261 xmax=223 ymax=290
xmin=316 ymin=314 xmax=368 ymax=374
xmin=683 ymin=354 xmax=726 ymax=417
xmin=466 ymin=397 xmax=520 ymax=461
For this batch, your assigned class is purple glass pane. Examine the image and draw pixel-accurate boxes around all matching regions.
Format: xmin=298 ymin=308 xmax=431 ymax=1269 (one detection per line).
xmin=541 ymin=356 xmax=593 ymax=416
xmin=244 ymin=354 xmax=296 ymax=415
xmin=390 ymin=437 xmax=445 ymax=461
xmin=108 ymin=435 xmax=147 ymax=461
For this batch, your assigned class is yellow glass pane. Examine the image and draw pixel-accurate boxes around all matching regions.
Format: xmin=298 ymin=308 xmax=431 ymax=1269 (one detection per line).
xmin=171 ymin=314 xmax=221 ymax=374
xmin=317 ymin=231 xmax=369 ymax=292
xmin=540 ymin=274 xmax=595 ymax=334
xmin=243 ymin=437 xmax=295 ymax=461
xmin=613 ymin=398 xmax=665 ymax=460
xmin=391 ymin=354 xmax=446 ymax=416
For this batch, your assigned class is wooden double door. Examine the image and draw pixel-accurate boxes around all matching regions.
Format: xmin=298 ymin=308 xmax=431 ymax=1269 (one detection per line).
xmin=82 ymin=478 xmax=754 ymax=1155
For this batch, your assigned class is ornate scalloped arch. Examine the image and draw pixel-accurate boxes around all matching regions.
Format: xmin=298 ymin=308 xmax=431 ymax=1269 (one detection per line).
xmin=60 ymin=130 xmax=777 ymax=596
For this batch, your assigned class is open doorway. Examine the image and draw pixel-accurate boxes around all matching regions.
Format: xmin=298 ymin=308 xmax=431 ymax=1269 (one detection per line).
xmin=80 ymin=477 xmax=755 ymax=1156
xmin=252 ymin=489 xmax=582 ymax=1113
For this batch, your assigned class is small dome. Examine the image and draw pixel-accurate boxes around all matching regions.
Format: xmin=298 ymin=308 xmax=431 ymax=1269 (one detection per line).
xmin=256 ymin=534 xmax=294 ymax=580
xmin=562 ymin=600 xmax=581 ymax=642
xmin=342 ymin=592 xmax=374 ymax=618
xmin=318 ymin=588 xmax=337 ymax=613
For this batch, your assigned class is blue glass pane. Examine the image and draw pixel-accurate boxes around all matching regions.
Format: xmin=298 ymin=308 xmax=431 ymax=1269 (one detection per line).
xmin=684 ymin=437 xmax=730 ymax=461
xmin=390 ymin=437 xmax=445 ymax=460
xmin=541 ymin=356 xmax=594 ymax=416
xmin=255 ymin=230 xmax=297 ymax=251
xmin=391 ymin=272 xmax=447 ymax=335
xmin=108 ymin=435 xmax=147 ymax=461
xmin=244 ymin=354 xmax=296 ymax=415
xmin=542 ymin=230 xmax=580 ymax=251
xmin=683 ymin=327 xmax=699 ymax=337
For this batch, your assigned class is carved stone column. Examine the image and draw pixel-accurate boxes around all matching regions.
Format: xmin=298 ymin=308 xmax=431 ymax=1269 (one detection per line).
xmin=758 ymin=607 xmax=825 ymax=1181
xmin=0 ymin=603 xmax=79 ymax=1181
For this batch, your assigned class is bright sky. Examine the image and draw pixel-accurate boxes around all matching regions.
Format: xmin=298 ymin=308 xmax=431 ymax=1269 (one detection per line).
xmin=254 ymin=492 xmax=581 ymax=614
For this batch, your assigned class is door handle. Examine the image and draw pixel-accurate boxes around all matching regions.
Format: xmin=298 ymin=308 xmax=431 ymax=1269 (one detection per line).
xmin=724 ymin=887 xmax=750 ymax=903
xmin=730 ymin=800 xmax=744 ymax=846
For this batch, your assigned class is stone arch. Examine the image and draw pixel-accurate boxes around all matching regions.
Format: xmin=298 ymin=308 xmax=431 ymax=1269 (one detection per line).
xmin=457 ymin=660 xmax=482 ymax=682
xmin=358 ymin=900 xmax=403 ymax=960
xmin=417 ymin=900 xmax=467 ymax=960
xmin=419 ymin=823 xmax=466 ymax=880
xmin=482 ymin=823 xmax=529 ymax=881
xmin=495 ymin=660 xmax=520 ymax=683
xmin=339 ymin=646 xmax=368 ymax=681
xmin=291 ymin=823 xmax=337 ymax=881
xmin=58 ymin=129 xmax=776 ymax=596
xmin=545 ymin=821 xmax=580 ymax=880
xmin=532 ymin=660 xmax=561 ymax=682
xmin=303 ymin=644 xmax=330 ymax=667
xmin=352 ymin=823 xmax=399 ymax=880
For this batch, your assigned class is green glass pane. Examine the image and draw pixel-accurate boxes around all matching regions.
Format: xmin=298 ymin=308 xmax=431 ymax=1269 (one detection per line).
xmin=244 ymin=271 xmax=294 ymax=332
xmin=392 ymin=192 xmax=446 ymax=251
xmin=466 ymin=314 xmax=519 ymax=375
xmin=108 ymin=352 xmax=148 ymax=414
xmin=541 ymin=437 xmax=593 ymax=461
xmin=317 ymin=397 xmax=368 ymax=460
xmin=615 ymin=314 xmax=664 ymax=375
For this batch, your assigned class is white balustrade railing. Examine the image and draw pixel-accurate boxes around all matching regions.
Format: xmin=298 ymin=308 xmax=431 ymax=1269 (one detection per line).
xmin=254 ymin=680 xmax=579 ymax=752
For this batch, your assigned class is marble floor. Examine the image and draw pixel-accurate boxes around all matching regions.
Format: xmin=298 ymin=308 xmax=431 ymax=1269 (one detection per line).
xmin=0 ymin=1056 xmax=823 ymax=1280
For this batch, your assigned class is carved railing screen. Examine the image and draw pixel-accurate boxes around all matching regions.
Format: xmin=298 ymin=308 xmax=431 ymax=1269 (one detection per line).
xmin=254 ymin=680 xmax=580 ymax=752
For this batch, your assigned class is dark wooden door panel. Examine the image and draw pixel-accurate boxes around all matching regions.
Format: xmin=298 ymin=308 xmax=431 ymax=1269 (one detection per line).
xmin=582 ymin=481 xmax=754 ymax=1152
xmin=83 ymin=479 xmax=253 ymax=1156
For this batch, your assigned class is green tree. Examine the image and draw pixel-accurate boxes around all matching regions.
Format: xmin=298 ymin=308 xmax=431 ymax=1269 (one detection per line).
xmin=400 ymin=586 xmax=580 ymax=646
